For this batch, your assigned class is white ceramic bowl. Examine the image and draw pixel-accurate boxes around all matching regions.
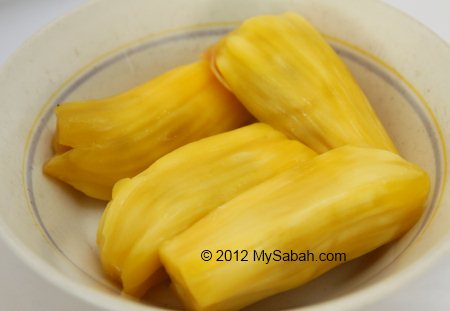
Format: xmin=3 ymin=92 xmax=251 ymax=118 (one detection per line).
xmin=1 ymin=0 xmax=450 ymax=310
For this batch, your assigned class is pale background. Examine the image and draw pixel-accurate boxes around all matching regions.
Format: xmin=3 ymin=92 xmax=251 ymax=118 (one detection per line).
xmin=0 ymin=0 xmax=449 ymax=310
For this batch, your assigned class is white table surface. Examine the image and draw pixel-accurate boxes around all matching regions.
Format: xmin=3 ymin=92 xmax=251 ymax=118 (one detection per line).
xmin=0 ymin=0 xmax=449 ymax=310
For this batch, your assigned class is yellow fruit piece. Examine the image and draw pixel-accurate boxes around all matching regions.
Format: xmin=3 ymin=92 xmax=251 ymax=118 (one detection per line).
xmin=160 ymin=146 xmax=429 ymax=311
xmin=211 ymin=12 xmax=397 ymax=154
xmin=44 ymin=61 xmax=252 ymax=200
xmin=97 ymin=123 xmax=316 ymax=297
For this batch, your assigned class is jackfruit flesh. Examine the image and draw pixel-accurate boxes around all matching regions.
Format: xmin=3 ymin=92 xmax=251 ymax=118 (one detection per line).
xmin=160 ymin=146 xmax=429 ymax=311
xmin=44 ymin=61 xmax=252 ymax=200
xmin=211 ymin=12 xmax=397 ymax=153
xmin=97 ymin=123 xmax=316 ymax=297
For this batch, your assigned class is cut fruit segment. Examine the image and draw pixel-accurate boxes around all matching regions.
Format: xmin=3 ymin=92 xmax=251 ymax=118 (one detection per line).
xmin=211 ymin=12 xmax=397 ymax=153
xmin=160 ymin=146 xmax=429 ymax=311
xmin=97 ymin=123 xmax=316 ymax=297
xmin=44 ymin=61 xmax=252 ymax=200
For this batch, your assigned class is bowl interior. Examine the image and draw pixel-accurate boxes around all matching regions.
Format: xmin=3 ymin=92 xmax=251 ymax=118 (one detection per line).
xmin=25 ymin=25 xmax=442 ymax=310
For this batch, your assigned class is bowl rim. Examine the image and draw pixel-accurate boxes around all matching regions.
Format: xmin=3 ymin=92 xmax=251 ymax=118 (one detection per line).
xmin=1 ymin=0 xmax=450 ymax=310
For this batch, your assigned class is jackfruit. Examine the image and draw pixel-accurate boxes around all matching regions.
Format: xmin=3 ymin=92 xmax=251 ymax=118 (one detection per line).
xmin=210 ymin=13 xmax=397 ymax=153
xmin=97 ymin=123 xmax=316 ymax=297
xmin=44 ymin=61 xmax=252 ymax=200
xmin=160 ymin=146 xmax=429 ymax=311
